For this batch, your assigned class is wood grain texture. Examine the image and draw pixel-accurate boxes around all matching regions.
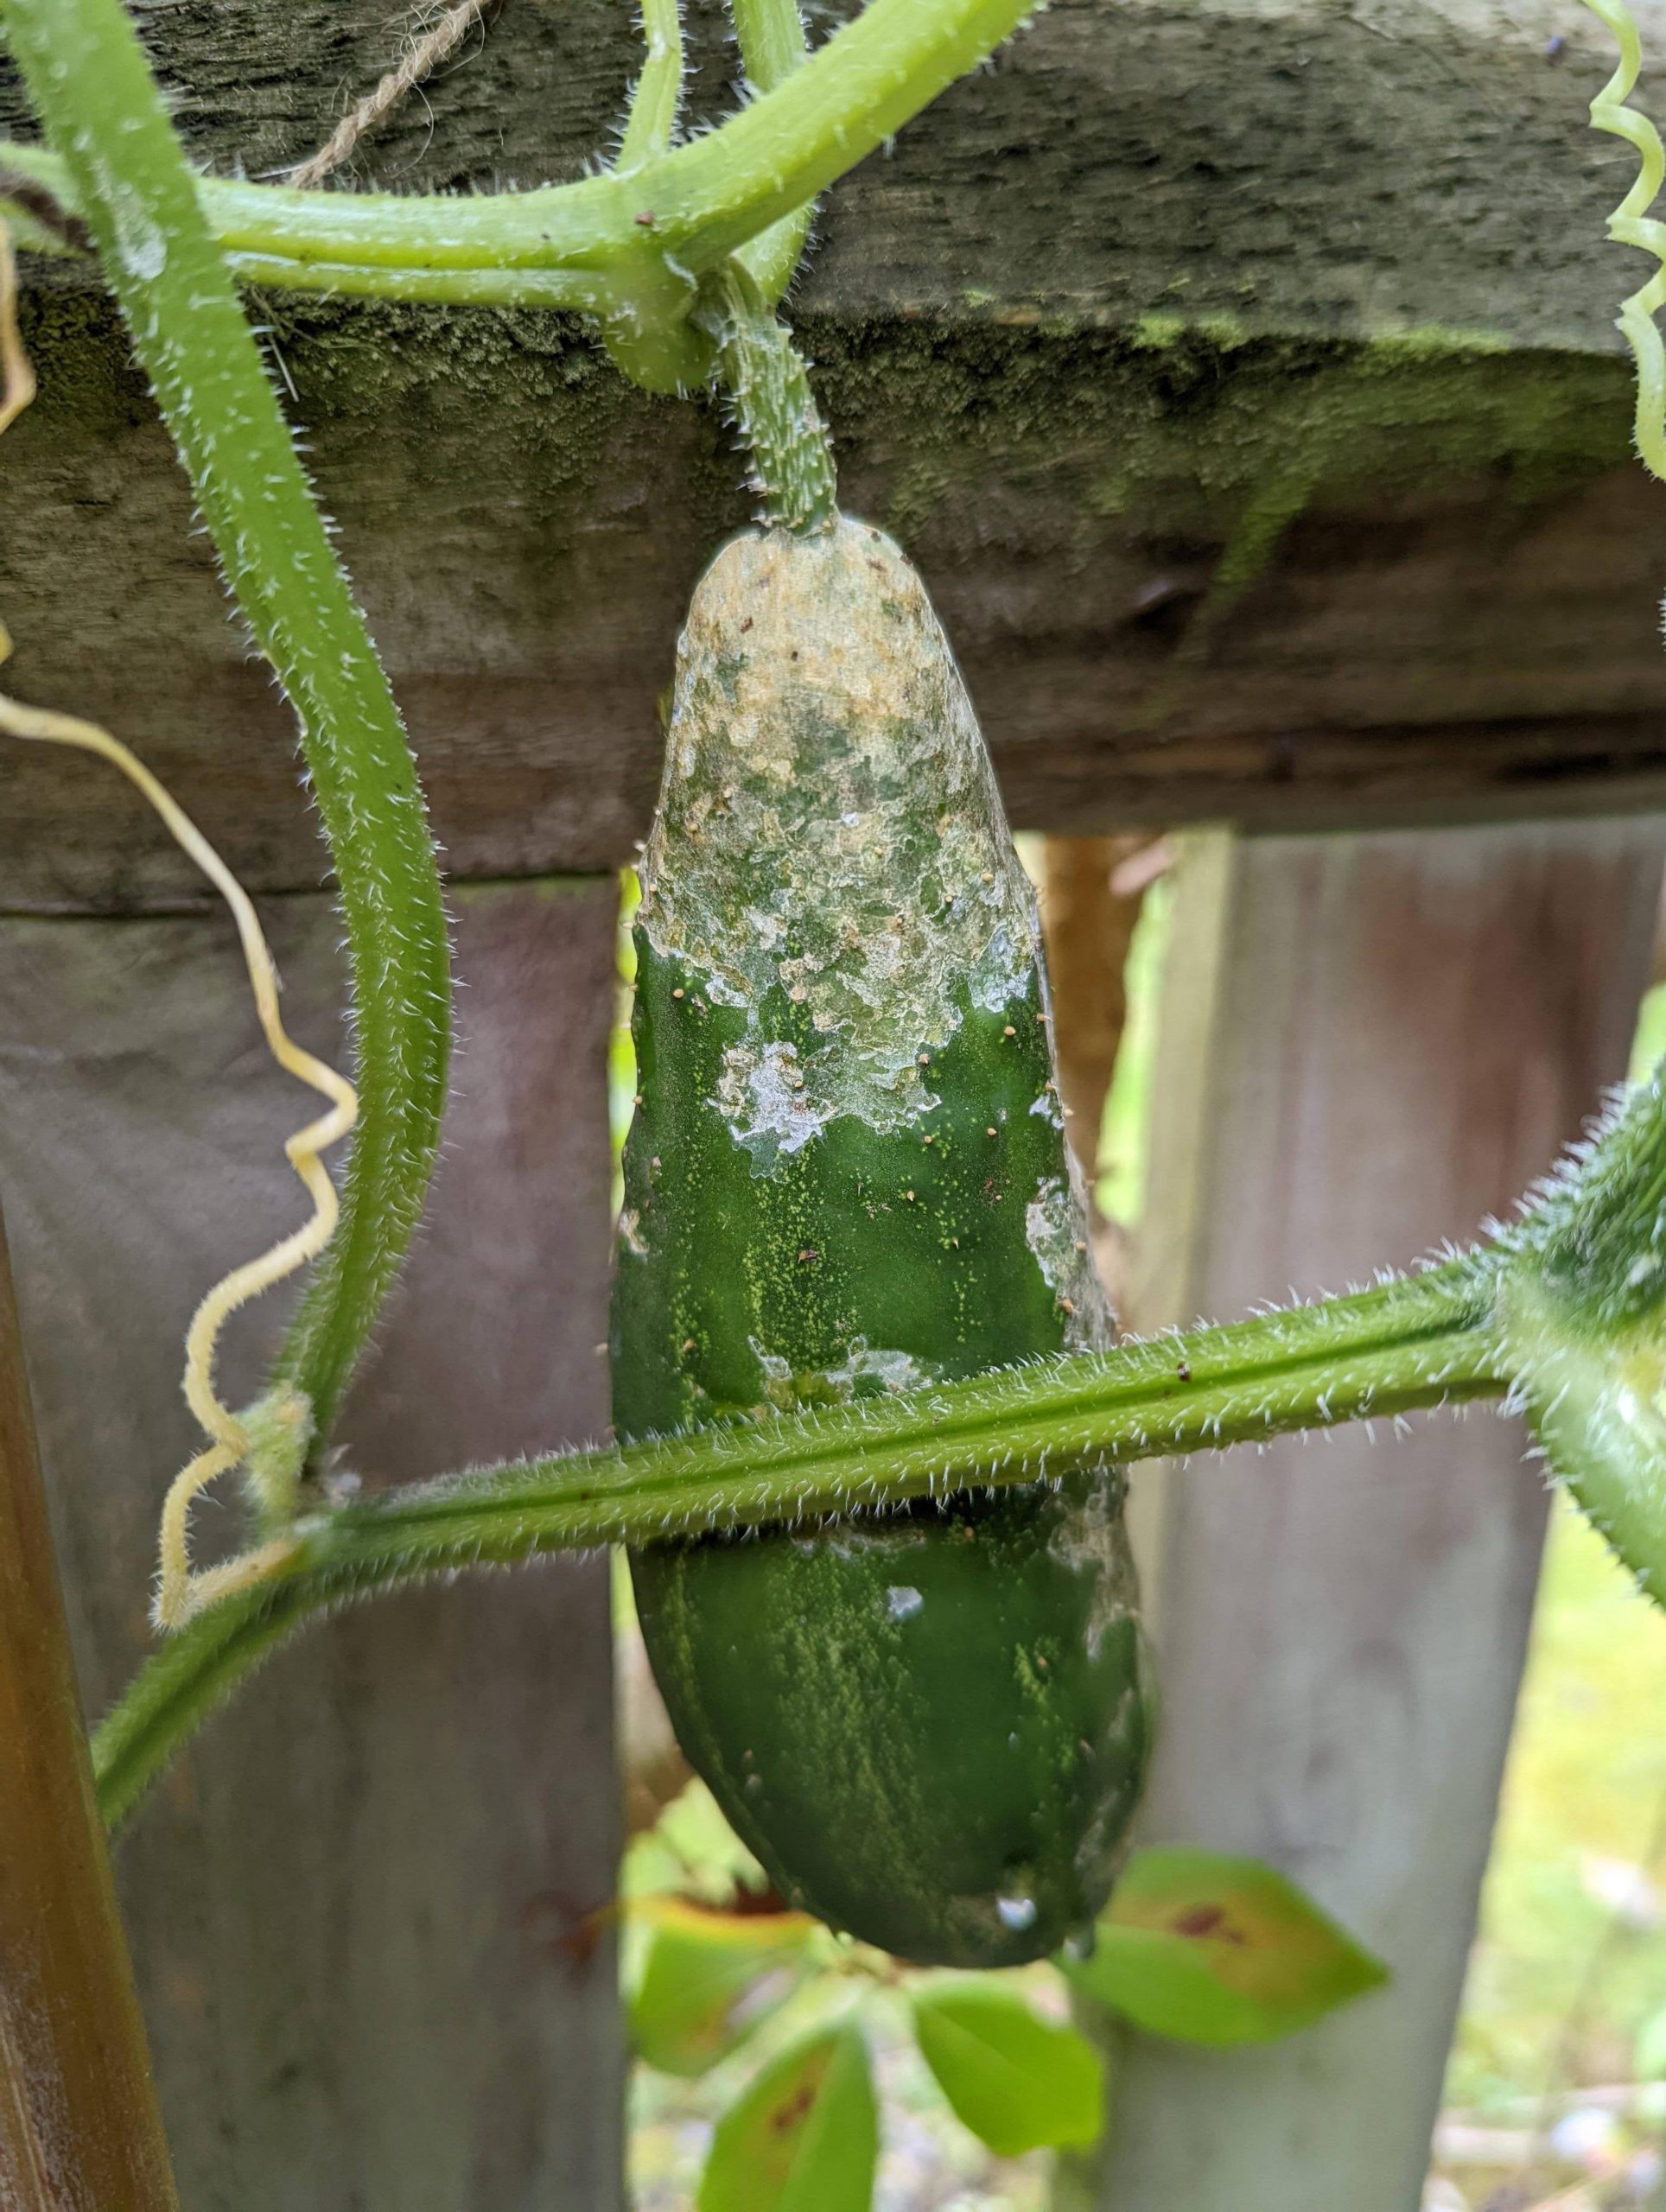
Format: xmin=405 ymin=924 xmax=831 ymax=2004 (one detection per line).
xmin=1040 ymin=835 xmax=1153 ymax=1190
xmin=3 ymin=0 xmax=1666 ymax=906
xmin=0 ymin=879 xmax=624 ymax=2211
xmin=0 ymin=0 xmax=1639 ymax=350
xmin=1071 ymin=820 xmax=1666 ymax=2211
xmin=0 ymin=1209 xmax=179 ymax=2212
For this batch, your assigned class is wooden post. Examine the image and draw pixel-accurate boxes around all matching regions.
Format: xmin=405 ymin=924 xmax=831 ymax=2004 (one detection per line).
xmin=0 ymin=1202 xmax=179 ymax=2210
xmin=0 ymin=878 xmax=624 ymax=2210
xmin=1040 ymin=835 xmax=1152 ymax=1173
xmin=1078 ymin=817 xmax=1666 ymax=2209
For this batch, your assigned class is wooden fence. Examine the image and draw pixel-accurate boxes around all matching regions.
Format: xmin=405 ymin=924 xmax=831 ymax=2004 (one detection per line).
xmin=3 ymin=0 xmax=1666 ymax=2203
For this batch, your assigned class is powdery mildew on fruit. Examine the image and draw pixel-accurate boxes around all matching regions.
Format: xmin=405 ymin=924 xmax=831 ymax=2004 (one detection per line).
xmin=1052 ymin=1470 xmax=1145 ymax=1664
xmin=749 ymin=1335 xmax=942 ymax=1412
xmin=1026 ymin=1168 xmax=1141 ymax=1666
xmin=1025 ymin=1168 xmax=1117 ymax=1350
xmin=639 ymin=518 xmax=1039 ymax=1168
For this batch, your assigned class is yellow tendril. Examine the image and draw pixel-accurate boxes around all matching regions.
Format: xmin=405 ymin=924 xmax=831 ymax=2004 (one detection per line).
xmin=0 ymin=218 xmax=35 ymax=435
xmin=1586 ymin=0 xmax=1666 ymax=481
xmin=0 ymin=221 xmax=357 ymax=1630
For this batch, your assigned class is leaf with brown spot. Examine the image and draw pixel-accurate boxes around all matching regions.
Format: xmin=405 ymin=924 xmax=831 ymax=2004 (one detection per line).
xmin=698 ymin=2023 xmax=877 ymax=2212
xmin=629 ymin=1897 xmax=815 ymax=2078
xmin=1061 ymin=1847 xmax=1389 ymax=2046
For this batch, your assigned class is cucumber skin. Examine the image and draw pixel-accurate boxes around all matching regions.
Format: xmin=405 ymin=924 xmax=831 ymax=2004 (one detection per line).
xmin=614 ymin=519 xmax=1153 ymax=1969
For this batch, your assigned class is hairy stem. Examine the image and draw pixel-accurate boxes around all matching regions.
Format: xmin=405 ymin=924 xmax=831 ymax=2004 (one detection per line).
xmin=617 ymin=0 xmax=686 ymax=173
xmin=713 ymin=261 xmax=838 ymax=531
xmin=94 ymin=1257 xmax=1510 ymax=1831
xmin=731 ymin=0 xmax=814 ymax=305
xmin=0 ymin=0 xmax=1031 ymax=298
xmin=0 ymin=0 xmax=451 ymax=1439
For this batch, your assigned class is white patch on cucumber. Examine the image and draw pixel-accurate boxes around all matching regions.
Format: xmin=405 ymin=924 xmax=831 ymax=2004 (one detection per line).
xmin=639 ymin=518 xmax=1040 ymax=1170
xmin=1027 ymin=1165 xmax=1141 ymax=1666
xmin=829 ymin=1341 xmax=936 ymax=1396
xmin=715 ymin=1039 xmax=830 ymax=1166
xmin=1050 ymin=1473 xmax=1142 ymax=1662
xmin=750 ymin=1334 xmax=939 ymax=1413
xmin=1024 ymin=1171 xmax=1114 ymax=1351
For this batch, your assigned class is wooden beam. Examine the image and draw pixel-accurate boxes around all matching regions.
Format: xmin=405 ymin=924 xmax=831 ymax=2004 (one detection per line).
xmin=0 ymin=1204 xmax=179 ymax=2211
xmin=0 ymin=880 xmax=625 ymax=2210
xmin=1071 ymin=816 xmax=1665 ymax=2209
xmin=2 ymin=0 xmax=1664 ymax=907
xmin=0 ymin=0 xmax=1633 ymax=353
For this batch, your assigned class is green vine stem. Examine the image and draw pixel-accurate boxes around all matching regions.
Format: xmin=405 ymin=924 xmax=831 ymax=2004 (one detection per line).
xmin=0 ymin=0 xmax=1031 ymax=310
xmin=730 ymin=0 xmax=815 ymax=308
xmin=616 ymin=0 xmax=687 ymax=174
xmin=711 ymin=260 xmax=838 ymax=531
xmin=83 ymin=1039 xmax=1666 ymax=1841
xmin=0 ymin=0 xmax=451 ymax=1440
xmin=94 ymin=1256 xmax=1509 ymax=1831
xmin=602 ymin=0 xmax=821 ymax=395
xmin=1495 ymin=1065 xmax=1666 ymax=1604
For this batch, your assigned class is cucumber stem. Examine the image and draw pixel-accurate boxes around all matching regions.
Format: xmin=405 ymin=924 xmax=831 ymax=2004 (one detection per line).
xmin=93 ymin=1256 xmax=1510 ymax=1833
xmin=730 ymin=0 xmax=815 ymax=308
xmin=713 ymin=260 xmax=838 ymax=533
xmin=616 ymin=0 xmax=686 ymax=174
xmin=0 ymin=0 xmax=1033 ymax=312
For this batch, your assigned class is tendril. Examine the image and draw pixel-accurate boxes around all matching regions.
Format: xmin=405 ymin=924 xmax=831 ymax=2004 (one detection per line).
xmin=1585 ymin=0 xmax=1666 ymax=480
xmin=0 ymin=223 xmax=356 ymax=1630
xmin=0 ymin=218 xmax=34 ymax=433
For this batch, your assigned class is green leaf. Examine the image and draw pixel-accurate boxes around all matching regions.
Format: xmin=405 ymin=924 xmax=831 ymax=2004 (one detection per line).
xmin=623 ymin=1778 xmax=773 ymax=1910
xmin=912 ymin=1980 xmax=1103 ymax=2156
xmin=1064 ymin=1847 xmax=1389 ymax=2046
xmin=630 ymin=1897 xmax=814 ymax=2077
xmin=698 ymin=2022 xmax=878 ymax=2212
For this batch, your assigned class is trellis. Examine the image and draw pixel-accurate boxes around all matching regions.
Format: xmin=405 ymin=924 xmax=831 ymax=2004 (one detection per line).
xmin=2 ymin=1 xmax=1665 ymax=2205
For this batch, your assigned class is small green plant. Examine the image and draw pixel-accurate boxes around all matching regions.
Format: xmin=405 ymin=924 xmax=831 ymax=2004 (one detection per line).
xmin=625 ymin=1781 xmax=1385 ymax=2207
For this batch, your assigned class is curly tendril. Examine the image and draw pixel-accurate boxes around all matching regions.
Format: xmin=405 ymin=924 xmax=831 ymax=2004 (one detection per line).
xmin=1586 ymin=0 xmax=1666 ymax=480
xmin=0 ymin=648 xmax=358 ymax=1630
xmin=0 ymin=224 xmax=356 ymax=1632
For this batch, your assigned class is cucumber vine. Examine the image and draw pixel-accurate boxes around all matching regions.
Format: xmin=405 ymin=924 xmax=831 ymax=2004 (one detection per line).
xmin=1 ymin=0 xmax=452 ymax=1453
xmin=0 ymin=0 xmax=1030 ymax=332
xmin=94 ymin=1257 xmax=1510 ymax=1831
xmin=3 ymin=0 xmax=1666 ymax=1847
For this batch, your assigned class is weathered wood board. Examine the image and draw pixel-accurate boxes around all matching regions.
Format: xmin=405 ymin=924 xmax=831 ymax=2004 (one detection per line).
xmin=0 ymin=1209 xmax=179 ymax=2212
xmin=0 ymin=878 xmax=624 ymax=2211
xmin=3 ymin=0 xmax=1666 ymax=908
xmin=1073 ymin=817 xmax=1666 ymax=2212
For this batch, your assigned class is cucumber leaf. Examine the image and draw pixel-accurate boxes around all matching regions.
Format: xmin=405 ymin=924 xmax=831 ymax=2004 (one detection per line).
xmin=912 ymin=1980 xmax=1103 ymax=2156
xmin=1063 ymin=1847 xmax=1388 ymax=2046
xmin=698 ymin=2022 xmax=878 ymax=2212
xmin=624 ymin=1777 xmax=773 ymax=1908
xmin=630 ymin=1897 xmax=815 ymax=2077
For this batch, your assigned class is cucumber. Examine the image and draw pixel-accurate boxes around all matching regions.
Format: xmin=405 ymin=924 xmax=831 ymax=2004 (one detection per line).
xmin=612 ymin=518 xmax=1153 ymax=1968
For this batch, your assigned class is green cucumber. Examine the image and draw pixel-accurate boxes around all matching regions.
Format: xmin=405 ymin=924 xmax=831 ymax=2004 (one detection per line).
xmin=612 ymin=518 xmax=1154 ymax=1968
